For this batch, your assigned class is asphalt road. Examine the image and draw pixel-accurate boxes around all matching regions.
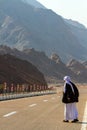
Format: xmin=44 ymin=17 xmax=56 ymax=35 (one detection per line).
xmin=0 ymin=86 xmax=87 ymax=130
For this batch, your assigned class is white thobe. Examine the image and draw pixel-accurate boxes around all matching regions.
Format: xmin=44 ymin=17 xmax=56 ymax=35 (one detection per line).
xmin=64 ymin=103 xmax=78 ymax=120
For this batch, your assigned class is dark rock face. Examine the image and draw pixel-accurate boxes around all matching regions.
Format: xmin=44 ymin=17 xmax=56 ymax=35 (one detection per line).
xmin=0 ymin=54 xmax=47 ymax=85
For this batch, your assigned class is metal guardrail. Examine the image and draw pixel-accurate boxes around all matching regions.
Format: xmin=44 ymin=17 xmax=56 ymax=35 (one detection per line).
xmin=0 ymin=90 xmax=56 ymax=101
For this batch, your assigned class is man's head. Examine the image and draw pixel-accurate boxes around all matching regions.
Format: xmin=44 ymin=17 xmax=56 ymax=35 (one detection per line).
xmin=63 ymin=76 xmax=71 ymax=82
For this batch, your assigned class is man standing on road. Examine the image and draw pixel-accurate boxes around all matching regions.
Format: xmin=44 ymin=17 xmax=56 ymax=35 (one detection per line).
xmin=62 ymin=76 xmax=79 ymax=123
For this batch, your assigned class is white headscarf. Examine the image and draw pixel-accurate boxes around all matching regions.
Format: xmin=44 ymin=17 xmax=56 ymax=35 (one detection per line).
xmin=63 ymin=76 xmax=74 ymax=93
xmin=63 ymin=76 xmax=71 ymax=82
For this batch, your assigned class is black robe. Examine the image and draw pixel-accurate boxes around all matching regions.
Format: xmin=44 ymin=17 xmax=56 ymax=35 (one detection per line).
xmin=62 ymin=82 xmax=79 ymax=103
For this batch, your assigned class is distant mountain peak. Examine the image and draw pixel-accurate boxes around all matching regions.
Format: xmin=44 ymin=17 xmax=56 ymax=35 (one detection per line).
xmin=22 ymin=0 xmax=46 ymax=9
xmin=67 ymin=59 xmax=86 ymax=73
xmin=51 ymin=53 xmax=62 ymax=64
xmin=64 ymin=19 xmax=86 ymax=29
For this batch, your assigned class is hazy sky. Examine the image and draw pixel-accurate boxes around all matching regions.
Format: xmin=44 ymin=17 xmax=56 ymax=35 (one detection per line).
xmin=37 ymin=0 xmax=87 ymax=27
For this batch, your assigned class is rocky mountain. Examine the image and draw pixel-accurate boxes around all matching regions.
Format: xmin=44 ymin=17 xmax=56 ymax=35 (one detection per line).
xmin=0 ymin=45 xmax=72 ymax=83
xmin=22 ymin=49 xmax=77 ymax=83
xmin=82 ymin=61 xmax=87 ymax=68
xmin=64 ymin=19 xmax=87 ymax=50
xmin=0 ymin=53 xmax=47 ymax=85
xmin=0 ymin=0 xmax=87 ymax=63
xmin=1 ymin=45 xmax=87 ymax=83
xmin=67 ymin=59 xmax=87 ymax=82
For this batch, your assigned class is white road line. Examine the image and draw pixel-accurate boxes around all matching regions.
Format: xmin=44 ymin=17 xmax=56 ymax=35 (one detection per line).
xmin=29 ymin=104 xmax=37 ymax=107
xmin=43 ymin=100 xmax=48 ymax=102
xmin=81 ymin=101 xmax=87 ymax=130
xmin=3 ymin=111 xmax=17 ymax=118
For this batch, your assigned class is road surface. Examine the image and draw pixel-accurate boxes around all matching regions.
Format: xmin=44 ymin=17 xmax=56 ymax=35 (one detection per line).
xmin=0 ymin=85 xmax=87 ymax=130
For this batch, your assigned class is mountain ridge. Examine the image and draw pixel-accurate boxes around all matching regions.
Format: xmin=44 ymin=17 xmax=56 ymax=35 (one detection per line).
xmin=22 ymin=0 xmax=46 ymax=8
xmin=0 ymin=0 xmax=87 ymax=63
xmin=0 ymin=45 xmax=87 ymax=83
